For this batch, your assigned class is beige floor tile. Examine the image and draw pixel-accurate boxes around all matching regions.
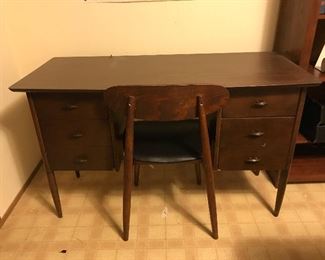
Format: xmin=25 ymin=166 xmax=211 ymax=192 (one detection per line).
xmin=166 ymin=249 xmax=186 ymax=260
xmin=166 ymin=225 xmax=183 ymax=239
xmin=3 ymin=215 xmax=36 ymax=229
xmin=1 ymin=228 xmax=31 ymax=243
xmin=148 ymin=226 xmax=166 ymax=240
xmin=95 ymin=249 xmax=116 ymax=260
xmin=1 ymin=167 xmax=325 ymax=259
xmin=147 ymin=249 xmax=166 ymax=260
xmin=196 ymin=248 xmax=216 ymax=260
xmin=303 ymin=222 xmax=325 ymax=237
xmin=246 ymin=247 xmax=269 ymax=260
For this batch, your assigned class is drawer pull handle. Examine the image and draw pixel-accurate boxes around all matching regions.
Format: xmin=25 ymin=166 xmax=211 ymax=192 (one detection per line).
xmin=254 ymin=100 xmax=267 ymax=108
xmin=249 ymin=131 xmax=264 ymax=137
xmin=245 ymin=157 xmax=260 ymax=164
xmin=76 ymin=158 xmax=88 ymax=164
xmin=71 ymin=133 xmax=83 ymax=139
xmin=65 ymin=104 xmax=79 ymax=110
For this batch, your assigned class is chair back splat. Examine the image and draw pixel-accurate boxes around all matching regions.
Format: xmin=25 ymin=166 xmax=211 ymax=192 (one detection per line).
xmin=106 ymin=85 xmax=229 ymax=121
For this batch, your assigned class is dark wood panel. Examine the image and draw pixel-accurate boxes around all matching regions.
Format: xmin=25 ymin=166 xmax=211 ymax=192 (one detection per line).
xmin=10 ymin=53 xmax=320 ymax=92
xmin=32 ymin=92 xmax=106 ymax=120
xmin=223 ymin=87 xmax=300 ymax=118
xmin=40 ymin=120 xmax=110 ymax=147
xmin=290 ymin=156 xmax=325 ymax=182
xmin=289 ymin=142 xmax=325 ymax=182
xmin=48 ymin=146 xmax=113 ymax=170
xmin=218 ymin=117 xmax=295 ymax=170
xmin=274 ymin=0 xmax=321 ymax=69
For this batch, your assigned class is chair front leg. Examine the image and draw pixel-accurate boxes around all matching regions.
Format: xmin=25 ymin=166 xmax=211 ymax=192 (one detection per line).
xmin=202 ymin=160 xmax=218 ymax=239
xmin=198 ymin=96 xmax=218 ymax=239
xmin=123 ymin=159 xmax=133 ymax=241
xmin=123 ymin=96 xmax=135 ymax=241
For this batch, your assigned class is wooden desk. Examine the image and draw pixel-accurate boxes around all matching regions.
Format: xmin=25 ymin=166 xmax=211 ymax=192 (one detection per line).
xmin=10 ymin=52 xmax=320 ymax=218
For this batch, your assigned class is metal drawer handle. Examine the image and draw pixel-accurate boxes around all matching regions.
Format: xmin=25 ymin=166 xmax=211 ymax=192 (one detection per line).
xmin=65 ymin=104 xmax=79 ymax=110
xmin=254 ymin=100 xmax=267 ymax=108
xmin=249 ymin=131 xmax=264 ymax=137
xmin=71 ymin=133 xmax=83 ymax=139
xmin=76 ymin=158 xmax=88 ymax=164
xmin=245 ymin=156 xmax=260 ymax=164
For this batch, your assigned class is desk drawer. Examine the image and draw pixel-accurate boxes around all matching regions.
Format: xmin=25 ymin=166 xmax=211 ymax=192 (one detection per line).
xmin=48 ymin=146 xmax=113 ymax=170
xmin=40 ymin=120 xmax=110 ymax=147
xmin=32 ymin=93 xmax=106 ymax=120
xmin=218 ymin=117 xmax=294 ymax=170
xmin=223 ymin=88 xmax=300 ymax=118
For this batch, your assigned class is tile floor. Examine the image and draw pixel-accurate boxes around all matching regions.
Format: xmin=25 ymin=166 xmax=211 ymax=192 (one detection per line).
xmin=0 ymin=164 xmax=324 ymax=260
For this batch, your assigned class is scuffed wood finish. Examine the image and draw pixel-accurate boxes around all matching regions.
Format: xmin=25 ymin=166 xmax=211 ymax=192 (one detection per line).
xmin=10 ymin=53 xmax=319 ymax=92
xmin=218 ymin=117 xmax=295 ymax=170
xmin=223 ymin=88 xmax=300 ymax=118
xmin=106 ymin=85 xmax=229 ymax=121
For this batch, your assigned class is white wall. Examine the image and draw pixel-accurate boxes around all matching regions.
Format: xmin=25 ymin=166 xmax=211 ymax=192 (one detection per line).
xmin=0 ymin=0 xmax=280 ymax=218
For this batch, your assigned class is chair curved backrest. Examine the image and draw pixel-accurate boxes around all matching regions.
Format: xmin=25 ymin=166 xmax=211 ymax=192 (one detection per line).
xmin=106 ymin=85 xmax=229 ymax=121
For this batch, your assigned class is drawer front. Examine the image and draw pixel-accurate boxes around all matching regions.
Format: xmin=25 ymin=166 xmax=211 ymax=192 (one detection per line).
xmin=47 ymin=146 xmax=113 ymax=170
xmin=32 ymin=93 xmax=106 ymax=120
xmin=218 ymin=117 xmax=295 ymax=170
xmin=223 ymin=88 xmax=300 ymax=118
xmin=40 ymin=120 xmax=110 ymax=147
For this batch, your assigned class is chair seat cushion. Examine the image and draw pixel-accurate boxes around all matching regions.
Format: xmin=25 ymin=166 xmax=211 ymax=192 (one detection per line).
xmin=134 ymin=120 xmax=203 ymax=163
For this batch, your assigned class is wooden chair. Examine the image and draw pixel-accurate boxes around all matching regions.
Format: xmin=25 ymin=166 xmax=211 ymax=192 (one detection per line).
xmin=106 ymin=85 xmax=229 ymax=241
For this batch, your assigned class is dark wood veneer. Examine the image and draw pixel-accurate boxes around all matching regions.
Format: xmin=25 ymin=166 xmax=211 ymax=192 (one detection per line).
xmin=218 ymin=117 xmax=295 ymax=170
xmin=9 ymin=53 xmax=320 ymax=233
xmin=223 ymin=88 xmax=300 ymax=118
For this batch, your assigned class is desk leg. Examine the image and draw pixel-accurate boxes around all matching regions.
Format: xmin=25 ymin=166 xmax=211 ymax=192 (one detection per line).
xmin=27 ymin=92 xmax=62 ymax=218
xmin=274 ymin=169 xmax=289 ymax=216
xmin=45 ymin=168 xmax=62 ymax=218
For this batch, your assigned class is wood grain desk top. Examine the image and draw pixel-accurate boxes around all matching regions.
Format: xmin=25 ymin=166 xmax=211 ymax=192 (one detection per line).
xmin=10 ymin=52 xmax=320 ymax=92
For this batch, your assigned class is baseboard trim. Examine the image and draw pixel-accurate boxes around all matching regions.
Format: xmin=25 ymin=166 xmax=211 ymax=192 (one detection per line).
xmin=0 ymin=160 xmax=43 ymax=228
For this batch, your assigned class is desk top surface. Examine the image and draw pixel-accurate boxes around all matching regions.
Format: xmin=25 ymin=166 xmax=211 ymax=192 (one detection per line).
xmin=10 ymin=52 xmax=320 ymax=92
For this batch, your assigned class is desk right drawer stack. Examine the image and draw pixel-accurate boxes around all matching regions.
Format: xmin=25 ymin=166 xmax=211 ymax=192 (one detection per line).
xmin=218 ymin=87 xmax=300 ymax=170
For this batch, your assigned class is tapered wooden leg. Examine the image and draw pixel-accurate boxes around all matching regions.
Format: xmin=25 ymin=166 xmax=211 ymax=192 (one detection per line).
xmin=123 ymin=163 xmax=133 ymax=241
xmin=123 ymin=96 xmax=135 ymax=241
xmin=46 ymin=169 xmax=62 ymax=218
xmin=274 ymin=169 xmax=289 ymax=216
xmin=195 ymin=163 xmax=201 ymax=185
xmin=27 ymin=93 xmax=62 ymax=218
xmin=202 ymin=162 xmax=218 ymax=239
xmin=134 ymin=164 xmax=140 ymax=186
xmin=252 ymin=170 xmax=260 ymax=176
xmin=75 ymin=170 xmax=80 ymax=178
xmin=198 ymin=96 xmax=218 ymax=239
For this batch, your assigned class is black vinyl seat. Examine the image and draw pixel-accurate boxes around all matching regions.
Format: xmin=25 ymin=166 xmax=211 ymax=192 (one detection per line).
xmin=134 ymin=118 xmax=216 ymax=163
xmin=134 ymin=120 xmax=201 ymax=163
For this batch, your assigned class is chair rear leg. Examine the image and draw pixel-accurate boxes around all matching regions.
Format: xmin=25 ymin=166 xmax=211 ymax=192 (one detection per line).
xmin=195 ymin=163 xmax=201 ymax=185
xmin=202 ymin=161 xmax=218 ymax=239
xmin=75 ymin=170 xmax=80 ymax=178
xmin=123 ymin=162 xmax=133 ymax=241
xmin=134 ymin=164 xmax=140 ymax=186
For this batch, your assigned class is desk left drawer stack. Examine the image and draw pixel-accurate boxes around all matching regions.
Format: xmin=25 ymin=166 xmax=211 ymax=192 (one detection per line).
xmin=32 ymin=92 xmax=113 ymax=170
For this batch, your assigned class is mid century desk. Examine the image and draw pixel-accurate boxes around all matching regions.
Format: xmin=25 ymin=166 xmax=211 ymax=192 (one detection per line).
xmin=10 ymin=52 xmax=320 ymax=219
